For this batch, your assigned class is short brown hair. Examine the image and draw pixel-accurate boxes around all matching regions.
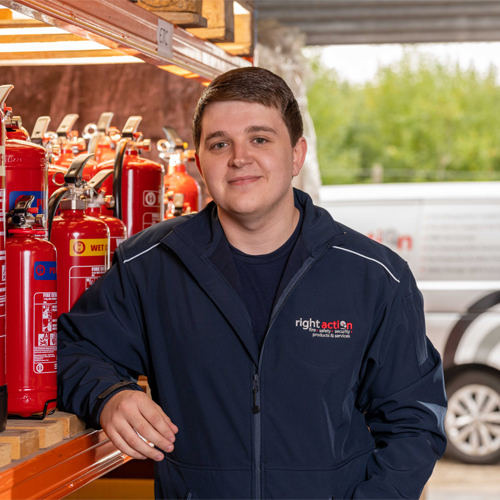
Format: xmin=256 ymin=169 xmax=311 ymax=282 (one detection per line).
xmin=192 ymin=67 xmax=303 ymax=152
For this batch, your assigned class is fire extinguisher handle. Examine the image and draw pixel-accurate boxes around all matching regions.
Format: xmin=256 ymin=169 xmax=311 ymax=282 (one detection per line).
xmin=56 ymin=114 xmax=79 ymax=138
xmin=113 ymin=138 xmax=130 ymax=221
xmin=64 ymin=153 xmax=95 ymax=185
xmin=31 ymin=116 xmax=51 ymax=146
xmin=47 ymin=186 xmax=70 ymax=240
xmin=97 ymin=112 xmax=114 ymax=133
xmin=0 ymin=85 xmax=14 ymax=109
xmin=122 ymin=116 xmax=142 ymax=138
xmin=88 ymin=169 xmax=114 ymax=191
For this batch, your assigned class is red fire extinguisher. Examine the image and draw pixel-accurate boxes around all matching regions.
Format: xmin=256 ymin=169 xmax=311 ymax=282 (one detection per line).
xmin=0 ymin=90 xmax=7 ymax=431
xmin=52 ymin=114 xmax=89 ymax=169
xmin=85 ymin=169 xmax=127 ymax=261
xmin=159 ymin=127 xmax=201 ymax=217
xmin=48 ymin=154 xmax=109 ymax=318
xmin=0 ymin=85 xmax=49 ymax=234
xmin=31 ymin=116 xmax=67 ymax=201
xmin=6 ymin=195 xmax=57 ymax=418
xmin=85 ymin=112 xmax=119 ymax=164
xmin=1 ymin=84 xmax=29 ymax=142
xmin=84 ymin=116 xmax=164 ymax=237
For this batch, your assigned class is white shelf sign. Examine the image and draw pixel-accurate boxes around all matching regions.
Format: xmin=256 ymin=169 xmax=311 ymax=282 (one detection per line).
xmin=157 ymin=19 xmax=174 ymax=60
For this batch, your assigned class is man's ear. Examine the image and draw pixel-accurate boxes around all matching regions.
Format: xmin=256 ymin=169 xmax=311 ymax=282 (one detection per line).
xmin=195 ymin=153 xmax=204 ymax=180
xmin=292 ymin=137 xmax=308 ymax=178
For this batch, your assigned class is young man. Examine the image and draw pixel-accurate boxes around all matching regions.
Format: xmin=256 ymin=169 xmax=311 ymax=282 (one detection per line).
xmin=58 ymin=67 xmax=447 ymax=499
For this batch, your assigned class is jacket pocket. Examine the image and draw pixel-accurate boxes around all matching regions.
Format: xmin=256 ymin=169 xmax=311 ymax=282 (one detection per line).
xmin=403 ymin=291 xmax=428 ymax=372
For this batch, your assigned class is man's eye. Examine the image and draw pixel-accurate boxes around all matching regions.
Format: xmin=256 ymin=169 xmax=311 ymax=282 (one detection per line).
xmin=211 ymin=142 xmax=227 ymax=150
xmin=254 ymin=137 xmax=267 ymax=145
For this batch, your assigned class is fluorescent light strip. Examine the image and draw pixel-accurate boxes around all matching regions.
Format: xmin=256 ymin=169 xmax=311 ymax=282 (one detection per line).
xmin=0 ymin=56 xmax=144 ymax=66
xmin=0 ymin=41 xmax=112 ymax=52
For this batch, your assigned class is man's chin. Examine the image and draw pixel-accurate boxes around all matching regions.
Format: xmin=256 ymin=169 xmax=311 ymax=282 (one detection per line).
xmin=218 ymin=202 xmax=265 ymax=219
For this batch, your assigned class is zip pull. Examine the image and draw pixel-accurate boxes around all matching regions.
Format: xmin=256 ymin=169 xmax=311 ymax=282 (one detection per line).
xmin=252 ymin=373 xmax=260 ymax=414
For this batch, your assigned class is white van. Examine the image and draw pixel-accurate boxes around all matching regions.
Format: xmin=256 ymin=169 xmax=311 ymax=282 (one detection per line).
xmin=320 ymin=182 xmax=500 ymax=464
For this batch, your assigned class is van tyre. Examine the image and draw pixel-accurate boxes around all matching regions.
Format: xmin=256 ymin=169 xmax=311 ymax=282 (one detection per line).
xmin=445 ymin=370 xmax=500 ymax=464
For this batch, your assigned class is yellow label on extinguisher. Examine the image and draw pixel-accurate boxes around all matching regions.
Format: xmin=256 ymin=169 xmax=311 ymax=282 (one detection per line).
xmin=69 ymin=239 xmax=108 ymax=257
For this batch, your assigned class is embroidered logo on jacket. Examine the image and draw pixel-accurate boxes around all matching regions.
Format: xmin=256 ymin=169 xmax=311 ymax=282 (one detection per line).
xmin=295 ymin=317 xmax=352 ymax=338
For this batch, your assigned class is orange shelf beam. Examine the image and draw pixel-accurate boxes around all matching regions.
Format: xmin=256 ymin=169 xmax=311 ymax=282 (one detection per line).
xmin=0 ymin=0 xmax=251 ymax=81
xmin=0 ymin=429 xmax=132 ymax=500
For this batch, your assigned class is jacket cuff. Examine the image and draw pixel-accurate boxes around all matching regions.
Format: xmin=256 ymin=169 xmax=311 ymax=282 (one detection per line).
xmin=90 ymin=381 xmax=144 ymax=429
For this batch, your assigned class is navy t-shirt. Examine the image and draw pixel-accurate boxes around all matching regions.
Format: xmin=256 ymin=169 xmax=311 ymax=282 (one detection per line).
xmin=229 ymin=208 xmax=303 ymax=350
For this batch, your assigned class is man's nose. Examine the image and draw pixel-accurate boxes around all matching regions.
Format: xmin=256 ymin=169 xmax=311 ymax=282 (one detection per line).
xmin=230 ymin=142 xmax=251 ymax=168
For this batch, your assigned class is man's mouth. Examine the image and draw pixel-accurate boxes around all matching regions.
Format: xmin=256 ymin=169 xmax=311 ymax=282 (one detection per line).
xmin=228 ymin=176 xmax=261 ymax=186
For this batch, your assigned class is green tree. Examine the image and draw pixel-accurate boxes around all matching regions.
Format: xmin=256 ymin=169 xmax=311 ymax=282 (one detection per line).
xmin=307 ymin=51 xmax=500 ymax=184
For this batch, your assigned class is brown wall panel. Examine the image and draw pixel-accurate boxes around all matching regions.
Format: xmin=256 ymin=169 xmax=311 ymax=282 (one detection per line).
xmin=3 ymin=63 xmax=204 ymax=158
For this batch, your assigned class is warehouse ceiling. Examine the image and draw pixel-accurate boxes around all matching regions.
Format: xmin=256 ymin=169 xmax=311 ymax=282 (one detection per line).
xmin=255 ymin=0 xmax=500 ymax=45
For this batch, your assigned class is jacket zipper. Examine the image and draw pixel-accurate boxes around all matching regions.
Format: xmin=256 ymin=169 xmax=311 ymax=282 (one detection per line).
xmin=252 ymin=251 xmax=325 ymax=499
xmin=252 ymin=371 xmax=261 ymax=499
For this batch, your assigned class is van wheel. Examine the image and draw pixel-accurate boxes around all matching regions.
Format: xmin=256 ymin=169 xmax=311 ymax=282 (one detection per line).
xmin=445 ymin=370 xmax=500 ymax=464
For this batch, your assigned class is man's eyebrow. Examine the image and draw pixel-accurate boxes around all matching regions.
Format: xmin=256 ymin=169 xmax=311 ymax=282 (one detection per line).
xmin=205 ymin=130 xmax=228 ymax=143
xmin=245 ymin=126 xmax=277 ymax=134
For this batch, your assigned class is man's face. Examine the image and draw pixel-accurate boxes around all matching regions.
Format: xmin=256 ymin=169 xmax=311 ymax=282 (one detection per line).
xmin=196 ymin=100 xmax=306 ymax=221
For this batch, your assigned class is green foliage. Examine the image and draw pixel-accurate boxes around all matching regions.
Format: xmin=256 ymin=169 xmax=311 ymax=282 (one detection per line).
xmin=306 ymin=51 xmax=500 ymax=184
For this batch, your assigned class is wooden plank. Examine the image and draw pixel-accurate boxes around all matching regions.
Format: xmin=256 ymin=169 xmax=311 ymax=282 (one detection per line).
xmin=137 ymin=376 xmax=152 ymax=398
xmin=0 ymin=8 xmax=12 ymax=20
xmin=135 ymin=0 xmax=203 ymax=14
xmin=0 ymin=444 xmax=11 ymax=468
xmin=0 ymin=429 xmax=39 ymax=460
xmin=155 ymin=11 xmax=207 ymax=28
xmin=217 ymin=11 xmax=253 ymax=57
xmin=0 ymin=49 xmax=126 ymax=61
xmin=189 ymin=0 xmax=234 ymax=43
xmin=0 ymin=34 xmax=85 ymax=43
xmin=45 ymin=412 xmax=86 ymax=439
xmin=7 ymin=420 xmax=64 ymax=448
xmin=0 ymin=18 xmax=47 ymax=28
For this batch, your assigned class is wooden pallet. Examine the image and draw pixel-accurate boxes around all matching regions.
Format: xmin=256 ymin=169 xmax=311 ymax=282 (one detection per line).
xmin=135 ymin=0 xmax=207 ymax=28
xmin=0 ymin=428 xmax=39 ymax=460
xmin=0 ymin=443 xmax=12 ymax=468
xmin=6 ymin=420 xmax=64 ymax=448
xmin=45 ymin=411 xmax=86 ymax=439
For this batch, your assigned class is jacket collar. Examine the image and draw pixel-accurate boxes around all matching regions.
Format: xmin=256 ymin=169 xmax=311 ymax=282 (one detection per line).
xmin=160 ymin=189 xmax=346 ymax=365
xmin=161 ymin=188 xmax=345 ymax=260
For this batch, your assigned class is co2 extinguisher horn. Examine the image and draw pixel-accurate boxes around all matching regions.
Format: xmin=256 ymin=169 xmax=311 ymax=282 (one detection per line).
xmin=47 ymin=153 xmax=95 ymax=239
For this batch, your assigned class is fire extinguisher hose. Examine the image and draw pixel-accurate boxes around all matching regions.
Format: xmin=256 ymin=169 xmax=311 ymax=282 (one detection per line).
xmin=113 ymin=138 xmax=129 ymax=221
xmin=47 ymin=186 xmax=69 ymax=239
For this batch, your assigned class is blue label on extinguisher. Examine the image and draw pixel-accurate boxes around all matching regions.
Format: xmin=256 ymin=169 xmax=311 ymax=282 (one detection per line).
xmin=9 ymin=190 xmax=46 ymax=214
xmin=34 ymin=261 xmax=57 ymax=281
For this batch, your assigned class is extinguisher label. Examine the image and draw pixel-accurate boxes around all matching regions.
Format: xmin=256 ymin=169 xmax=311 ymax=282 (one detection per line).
xmin=143 ymin=212 xmax=161 ymax=230
xmin=113 ymin=237 xmax=126 ymax=247
xmin=69 ymin=265 xmax=106 ymax=311
xmin=34 ymin=261 xmax=57 ymax=281
xmin=69 ymin=239 xmax=108 ymax=257
xmin=9 ymin=190 xmax=46 ymax=213
xmin=33 ymin=292 xmax=57 ymax=374
xmin=143 ymin=190 xmax=158 ymax=207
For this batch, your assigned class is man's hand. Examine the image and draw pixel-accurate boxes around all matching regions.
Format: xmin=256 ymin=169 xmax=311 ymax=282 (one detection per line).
xmin=100 ymin=390 xmax=178 ymax=461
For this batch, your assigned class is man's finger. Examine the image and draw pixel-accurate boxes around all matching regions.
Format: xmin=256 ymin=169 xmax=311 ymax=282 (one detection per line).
xmin=131 ymin=414 xmax=176 ymax=452
xmin=106 ymin=428 xmax=149 ymax=461
xmin=116 ymin=421 xmax=167 ymax=461
xmin=140 ymin=403 xmax=177 ymax=442
xmin=153 ymin=402 xmax=179 ymax=433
